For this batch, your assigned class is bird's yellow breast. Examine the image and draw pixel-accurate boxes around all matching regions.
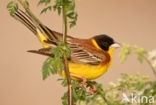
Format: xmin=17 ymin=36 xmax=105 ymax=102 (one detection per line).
xmin=68 ymin=62 xmax=111 ymax=80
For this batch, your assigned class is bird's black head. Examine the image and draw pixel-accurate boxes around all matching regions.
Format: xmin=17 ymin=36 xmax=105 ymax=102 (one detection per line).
xmin=93 ymin=34 xmax=115 ymax=51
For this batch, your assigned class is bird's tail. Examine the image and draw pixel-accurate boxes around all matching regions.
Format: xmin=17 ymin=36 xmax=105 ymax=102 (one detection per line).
xmin=8 ymin=1 xmax=63 ymax=48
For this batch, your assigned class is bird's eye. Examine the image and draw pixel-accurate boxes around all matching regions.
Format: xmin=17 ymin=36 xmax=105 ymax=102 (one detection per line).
xmin=102 ymin=42 xmax=109 ymax=47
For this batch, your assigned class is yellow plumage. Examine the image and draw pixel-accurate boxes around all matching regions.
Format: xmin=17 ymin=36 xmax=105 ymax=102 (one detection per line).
xmin=68 ymin=62 xmax=110 ymax=80
xmin=36 ymin=29 xmax=49 ymax=48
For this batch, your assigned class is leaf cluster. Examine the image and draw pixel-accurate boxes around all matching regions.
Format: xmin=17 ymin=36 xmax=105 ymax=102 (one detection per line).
xmin=104 ymin=74 xmax=156 ymax=105
xmin=42 ymin=42 xmax=71 ymax=80
xmin=61 ymin=80 xmax=87 ymax=105
xmin=38 ymin=0 xmax=51 ymax=5
xmin=39 ymin=0 xmax=77 ymax=27
xmin=60 ymin=74 xmax=155 ymax=105
xmin=60 ymin=79 xmax=110 ymax=105
xmin=120 ymin=44 xmax=156 ymax=77
xmin=38 ymin=0 xmax=52 ymax=14
xmin=120 ymin=44 xmax=147 ymax=63
xmin=53 ymin=0 xmax=78 ymax=27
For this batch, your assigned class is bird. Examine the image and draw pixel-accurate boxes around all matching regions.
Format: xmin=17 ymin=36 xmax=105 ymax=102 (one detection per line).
xmin=9 ymin=6 xmax=120 ymax=81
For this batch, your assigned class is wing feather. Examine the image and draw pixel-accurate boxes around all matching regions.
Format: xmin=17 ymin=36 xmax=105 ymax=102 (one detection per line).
xmin=68 ymin=39 xmax=104 ymax=65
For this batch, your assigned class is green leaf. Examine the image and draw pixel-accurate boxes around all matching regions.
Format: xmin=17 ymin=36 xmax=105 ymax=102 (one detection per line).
xmin=59 ymin=79 xmax=68 ymax=87
xmin=135 ymin=47 xmax=147 ymax=63
xmin=119 ymin=73 xmax=149 ymax=90
xmin=53 ymin=0 xmax=78 ymax=26
xmin=7 ymin=1 xmax=18 ymax=16
xmin=40 ymin=6 xmax=52 ymax=14
xmin=58 ymin=6 xmax=62 ymax=15
xmin=120 ymin=44 xmax=132 ymax=63
xmin=54 ymin=42 xmax=71 ymax=58
xmin=67 ymin=11 xmax=75 ymax=19
xmin=69 ymin=20 xmax=76 ymax=28
xmin=42 ymin=43 xmax=71 ymax=80
xmin=61 ymin=92 xmax=68 ymax=105
xmin=53 ymin=5 xmax=62 ymax=15
xmin=38 ymin=0 xmax=51 ymax=5
xmin=53 ymin=0 xmax=63 ymax=15
xmin=42 ymin=57 xmax=56 ymax=80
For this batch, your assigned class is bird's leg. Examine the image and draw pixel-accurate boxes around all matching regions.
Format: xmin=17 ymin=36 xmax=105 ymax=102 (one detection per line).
xmin=86 ymin=81 xmax=97 ymax=95
xmin=70 ymin=73 xmax=87 ymax=87
xmin=88 ymin=85 xmax=97 ymax=95
xmin=69 ymin=73 xmax=97 ymax=94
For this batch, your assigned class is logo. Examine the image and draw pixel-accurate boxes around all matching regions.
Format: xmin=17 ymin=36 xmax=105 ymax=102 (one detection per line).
xmin=122 ymin=93 xmax=155 ymax=104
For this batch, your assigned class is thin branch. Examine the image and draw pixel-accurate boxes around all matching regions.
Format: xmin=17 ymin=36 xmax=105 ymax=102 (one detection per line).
xmin=62 ymin=2 xmax=73 ymax=105
xmin=144 ymin=56 xmax=156 ymax=78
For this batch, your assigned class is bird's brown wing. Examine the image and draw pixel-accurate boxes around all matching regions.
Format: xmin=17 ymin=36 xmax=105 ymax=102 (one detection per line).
xmin=68 ymin=38 xmax=111 ymax=65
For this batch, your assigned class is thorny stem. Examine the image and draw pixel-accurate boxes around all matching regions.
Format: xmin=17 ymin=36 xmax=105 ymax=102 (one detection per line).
xmin=62 ymin=3 xmax=72 ymax=105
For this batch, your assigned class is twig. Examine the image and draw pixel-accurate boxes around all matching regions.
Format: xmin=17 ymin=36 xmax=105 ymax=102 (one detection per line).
xmin=98 ymin=91 xmax=111 ymax=105
xmin=62 ymin=3 xmax=73 ymax=105
xmin=144 ymin=56 xmax=156 ymax=78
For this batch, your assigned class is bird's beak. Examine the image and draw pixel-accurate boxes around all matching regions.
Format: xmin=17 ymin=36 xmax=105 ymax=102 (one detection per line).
xmin=110 ymin=42 xmax=121 ymax=49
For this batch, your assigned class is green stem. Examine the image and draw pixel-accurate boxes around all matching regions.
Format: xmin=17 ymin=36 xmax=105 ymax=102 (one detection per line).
xmin=98 ymin=91 xmax=111 ymax=105
xmin=62 ymin=2 xmax=72 ymax=105
xmin=62 ymin=5 xmax=68 ymax=43
xmin=144 ymin=56 xmax=156 ymax=79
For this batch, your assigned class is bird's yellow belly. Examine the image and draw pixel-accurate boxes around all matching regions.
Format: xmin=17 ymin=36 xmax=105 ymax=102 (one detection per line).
xmin=61 ymin=62 xmax=111 ymax=80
